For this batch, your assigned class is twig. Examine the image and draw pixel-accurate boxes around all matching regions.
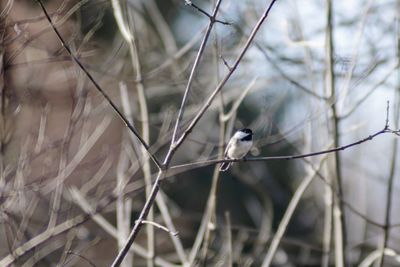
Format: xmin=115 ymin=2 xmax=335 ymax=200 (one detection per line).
xmin=110 ymin=1 xmax=279 ymax=266
xmin=170 ymin=0 xmax=225 ymax=145
xmin=41 ymin=116 xmax=112 ymax=194
xmin=340 ymin=63 xmax=399 ymax=119
xmin=184 ymin=0 xmax=230 ymax=25
xmin=155 ymin=192 xmax=188 ymax=264
xmin=126 ymin=5 xmax=156 ymax=265
xmin=143 ymin=30 xmax=203 ymax=79
xmin=254 ymin=42 xmax=327 ymax=101
xmin=220 ymin=77 xmax=257 ymax=121
xmin=378 ymin=11 xmax=400 ymax=266
xmin=138 ymin=220 xmax=179 ymax=236
xmin=169 ymin=125 xmax=398 ymax=170
xmin=337 ymin=0 xmax=372 ymax=111
xmin=172 ymin=0 xmax=279 ymax=156
xmin=359 ymin=248 xmax=400 ymax=267
xmin=224 ymin=212 xmax=233 ymax=267
xmin=325 ymin=1 xmax=346 ymax=265
xmin=66 ymin=251 xmax=97 ymax=267
xmin=220 ymin=55 xmax=232 ymax=71
xmin=261 ymin=156 xmax=327 ymax=267
xmin=189 ymin=34 xmax=225 ymax=265
xmin=0 ymin=214 xmax=89 ymax=266
xmin=36 ymin=0 xmax=162 ymax=170
xmin=68 ymin=187 xmax=176 ymax=266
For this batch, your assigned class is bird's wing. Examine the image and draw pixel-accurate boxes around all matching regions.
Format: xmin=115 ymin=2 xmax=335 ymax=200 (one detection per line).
xmin=224 ymin=137 xmax=236 ymax=158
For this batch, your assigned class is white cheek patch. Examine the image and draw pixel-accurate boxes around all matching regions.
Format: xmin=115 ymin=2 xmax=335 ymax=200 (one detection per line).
xmin=234 ymin=131 xmax=248 ymax=139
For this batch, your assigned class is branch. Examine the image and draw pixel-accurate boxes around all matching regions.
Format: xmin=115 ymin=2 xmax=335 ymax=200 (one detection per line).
xmin=36 ymin=0 xmax=162 ymax=170
xmin=169 ymin=126 xmax=398 ymax=171
xmin=262 ymin=156 xmax=327 ymax=267
xmin=138 ymin=220 xmax=179 ymax=236
xmin=171 ymin=0 xmax=279 ymax=158
xmin=170 ymin=0 xmax=225 ymax=146
xmin=184 ymin=0 xmax=230 ymax=25
xmin=111 ymin=1 xmax=279 ymax=266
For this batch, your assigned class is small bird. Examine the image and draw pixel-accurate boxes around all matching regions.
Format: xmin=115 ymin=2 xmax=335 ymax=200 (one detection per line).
xmin=220 ymin=128 xmax=253 ymax=172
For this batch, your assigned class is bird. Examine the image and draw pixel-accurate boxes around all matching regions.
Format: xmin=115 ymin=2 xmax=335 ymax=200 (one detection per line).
xmin=219 ymin=128 xmax=253 ymax=172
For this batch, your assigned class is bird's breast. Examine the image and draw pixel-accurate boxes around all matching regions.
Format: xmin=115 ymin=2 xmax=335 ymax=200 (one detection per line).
xmin=226 ymin=140 xmax=252 ymax=159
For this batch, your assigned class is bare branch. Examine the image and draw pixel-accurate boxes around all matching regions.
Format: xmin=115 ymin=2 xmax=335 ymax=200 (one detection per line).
xmin=170 ymin=0 xmax=225 ymax=146
xmin=138 ymin=220 xmax=179 ymax=236
xmin=184 ymin=0 xmax=230 ymax=25
xmin=170 ymin=124 xmax=397 ymax=171
xmin=36 ymin=0 xmax=162 ymax=170
xmin=172 ymin=0 xmax=279 ymax=157
xmin=110 ymin=1 xmax=279 ymax=266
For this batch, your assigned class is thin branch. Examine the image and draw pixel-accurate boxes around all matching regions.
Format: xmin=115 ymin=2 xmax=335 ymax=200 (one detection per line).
xmin=224 ymin=212 xmax=233 ymax=267
xmin=66 ymin=251 xmax=97 ymax=267
xmin=340 ymin=63 xmax=399 ymax=119
xmin=36 ymin=0 xmax=162 ymax=170
xmin=254 ymin=42 xmax=328 ymax=101
xmin=138 ymin=220 xmax=179 ymax=236
xmin=325 ymin=0 xmax=346 ymax=265
xmin=337 ymin=0 xmax=372 ymax=111
xmin=188 ymin=32 xmax=225 ymax=266
xmin=184 ymin=0 xmax=230 ymax=25
xmin=359 ymin=248 xmax=400 ymax=267
xmin=0 ymin=214 xmax=88 ymax=266
xmin=110 ymin=1 xmax=279 ymax=266
xmin=219 ymin=55 xmax=232 ymax=71
xmin=261 ymin=156 xmax=327 ymax=267
xmin=170 ymin=0 xmax=224 ymax=145
xmin=68 ymin=187 xmax=176 ymax=266
xmin=170 ymin=125 xmax=397 ymax=170
xmin=155 ymin=192 xmax=188 ymax=264
xmin=378 ymin=11 xmax=400 ymax=266
xmin=172 ymin=0 xmax=279 ymax=157
xmin=220 ymin=77 xmax=257 ymax=121
xmin=143 ymin=30 xmax=203 ymax=79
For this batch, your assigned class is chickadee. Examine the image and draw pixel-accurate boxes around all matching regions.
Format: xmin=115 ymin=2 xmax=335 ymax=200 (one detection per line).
xmin=219 ymin=128 xmax=253 ymax=172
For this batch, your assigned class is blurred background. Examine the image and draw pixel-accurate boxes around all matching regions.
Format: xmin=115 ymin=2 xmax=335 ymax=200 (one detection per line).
xmin=0 ymin=0 xmax=399 ymax=266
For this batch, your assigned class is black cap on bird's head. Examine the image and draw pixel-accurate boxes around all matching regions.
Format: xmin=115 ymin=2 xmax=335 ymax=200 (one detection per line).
xmin=239 ymin=128 xmax=253 ymax=135
xmin=237 ymin=128 xmax=253 ymax=141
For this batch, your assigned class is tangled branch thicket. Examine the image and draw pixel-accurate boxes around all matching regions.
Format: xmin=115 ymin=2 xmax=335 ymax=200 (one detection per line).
xmin=1 ymin=0 xmax=400 ymax=266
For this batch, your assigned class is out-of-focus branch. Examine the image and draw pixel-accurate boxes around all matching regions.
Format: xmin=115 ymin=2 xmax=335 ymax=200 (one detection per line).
xmin=262 ymin=155 xmax=327 ymax=267
xmin=378 ymin=8 xmax=400 ymax=266
xmin=171 ymin=0 xmax=278 ymax=157
xmin=36 ymin=0 xmax=162 ymax=170
xmin=110 ymin=1 xmax=279 ymax=266
xmin=324 ymin=0 xmax=346 ymax=265
xmin=170 ymin=0 xmax=225 ymax=146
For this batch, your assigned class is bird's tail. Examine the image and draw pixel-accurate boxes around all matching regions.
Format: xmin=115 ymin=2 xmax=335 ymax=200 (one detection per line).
xmin=219 ymin=161 xmax=232 ymax=172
